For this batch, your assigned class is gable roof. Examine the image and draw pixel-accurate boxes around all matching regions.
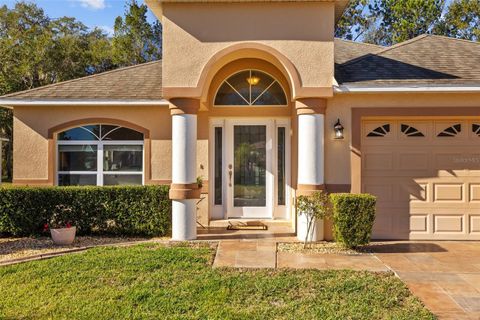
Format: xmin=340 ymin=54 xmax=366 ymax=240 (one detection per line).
xmin=334 ymin=38 xmax=384 ymax=65
xmin=0 ymin=60 xmax=164 ymax=103
xmin=336 ymin=34 xmax=480 ymax=86
xmin=0 ymin=35 xmax=479 ymax=105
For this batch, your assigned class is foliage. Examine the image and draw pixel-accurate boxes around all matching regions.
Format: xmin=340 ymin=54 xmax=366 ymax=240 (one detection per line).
xmin=336 ymin=0 xmax=480 ymax=45
xmin=434 ymin=0 xmax=480 ymax=41
xmin=0 ymin=244 xmax=435 ymax=319
xmin=297 ymin=191 xmax=331 ymax=247
xmin=335 ymin=0 xmax=372 ymax=41
xmin=0 ymin=1 xmax=162 ymax=179
xmin=330 ymin=193 xmax=377 ymax=249
xmin=112 ymin=0 xmax=162 ymax=66
xmin=371 ymin=0 xmax=445 ymax=45
xmin=0 ymin=185 xmax=171 ymax=237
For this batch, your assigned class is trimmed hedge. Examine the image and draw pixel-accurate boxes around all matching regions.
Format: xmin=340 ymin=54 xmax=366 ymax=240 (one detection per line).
xmin=330 ymin=193 xmax=376 ymax=248
xmin=0 ymin=185 xmax=171 ymax=237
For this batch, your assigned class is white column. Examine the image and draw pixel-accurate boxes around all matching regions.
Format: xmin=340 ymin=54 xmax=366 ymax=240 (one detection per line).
xmin=297 ymin=112 xmax=325 ymax=242
xmin=171 ymin=113 xmax=197 ymax=241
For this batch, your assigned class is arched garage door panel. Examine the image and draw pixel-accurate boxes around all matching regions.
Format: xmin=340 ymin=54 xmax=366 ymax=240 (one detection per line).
xmin=362 ymin=119 xmax=480 ymax=240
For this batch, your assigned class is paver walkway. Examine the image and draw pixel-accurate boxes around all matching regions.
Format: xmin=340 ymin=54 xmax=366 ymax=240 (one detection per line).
xmin=372 ymin=242 xmax=480 ymax=320
xmin=213 ymin=240 xmax=388 ymax=272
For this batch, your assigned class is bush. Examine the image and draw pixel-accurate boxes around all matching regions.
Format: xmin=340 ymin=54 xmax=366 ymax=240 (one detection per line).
xmin=0 ymin=185 xmax=171 ymax=237
xmin=329 ymin=193 xmax=376 ymax=248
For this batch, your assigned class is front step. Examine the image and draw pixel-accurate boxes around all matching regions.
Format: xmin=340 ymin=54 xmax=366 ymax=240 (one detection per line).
xmin=209 ymin=219 xmax=293 ymax=228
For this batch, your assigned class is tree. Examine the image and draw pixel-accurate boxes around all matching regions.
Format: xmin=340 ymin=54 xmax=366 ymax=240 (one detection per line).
xmin=335 ymin=0 xmax=372 ymax=41
xmin=0 ymin=2 xmax=114 ymax=180
xmin=371 ymin=0 xmax=445 ymax=45
xmin=112 ymin=0 xmax=162 ymax=66
xmin=434 ymin=0 xmax=480 ymax=41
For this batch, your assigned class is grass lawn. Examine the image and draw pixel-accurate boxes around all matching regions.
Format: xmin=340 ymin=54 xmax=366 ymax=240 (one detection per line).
xmin=0 ymin=243 xmax=434 ymax=320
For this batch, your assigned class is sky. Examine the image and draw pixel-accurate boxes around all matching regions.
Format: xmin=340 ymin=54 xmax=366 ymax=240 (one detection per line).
xmin=0 ymin=0 xmax=158 ymax=36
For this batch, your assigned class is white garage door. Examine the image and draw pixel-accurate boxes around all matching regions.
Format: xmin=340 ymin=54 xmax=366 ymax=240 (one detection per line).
xmin=362 ymin=119 xmax=480 ymax=240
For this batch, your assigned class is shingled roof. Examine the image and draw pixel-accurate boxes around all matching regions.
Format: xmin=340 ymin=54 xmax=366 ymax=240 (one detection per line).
xmin=0 ymin=60 xmax=163 ymax=102
xmin=336 ymin=34 xmax=480 ymax=86
xmin=0 ymin=35 xmax=479 ymax=104
xmin=334 ymin=38 xmax=383 ymax=65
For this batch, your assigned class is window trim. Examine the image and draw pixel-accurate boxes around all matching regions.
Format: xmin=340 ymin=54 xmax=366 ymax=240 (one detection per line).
xmin=56 ymin=138 xmax=145 ymax=186
xmin=213 ymin=69 xmax=288 ymax=107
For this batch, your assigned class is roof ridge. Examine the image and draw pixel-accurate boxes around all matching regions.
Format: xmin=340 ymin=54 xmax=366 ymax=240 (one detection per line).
xmin=338 ymin=34 xmax=430 ymax=68
xmin=1 ymin=60 xmax=162 ymax=98
xmin=428 ymin=34 xmax=480 ymax=46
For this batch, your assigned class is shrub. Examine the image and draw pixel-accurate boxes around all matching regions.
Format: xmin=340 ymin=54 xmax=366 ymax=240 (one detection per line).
xmin=329 ymin=193 xmax=376 ymax=249
xmin=0 ymin=185 xmax=171 ymax=237
xmin=297 ymin=191 xmax=331 ymax=247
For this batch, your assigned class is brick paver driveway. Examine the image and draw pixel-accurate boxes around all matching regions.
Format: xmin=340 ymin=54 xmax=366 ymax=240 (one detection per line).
xmin=372 ymin=242 xmax=480 ymax=320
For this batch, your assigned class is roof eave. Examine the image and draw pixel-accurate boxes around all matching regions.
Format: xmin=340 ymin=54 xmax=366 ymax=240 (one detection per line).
xmin=0 ymin=99 xmax=170 ymax=107
xmin=335 ymin=84 xmax=480 ymax=93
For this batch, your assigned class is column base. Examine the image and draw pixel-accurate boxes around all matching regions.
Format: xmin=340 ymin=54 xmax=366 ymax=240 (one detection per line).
xmin=172 ymin=199 xmax=197 ymax=241
xmin=297 ymin=214 xmax=324 ymax=242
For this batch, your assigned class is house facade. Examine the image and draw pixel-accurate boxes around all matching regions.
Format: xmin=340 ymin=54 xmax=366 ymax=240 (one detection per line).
xmin=1 ymin=0 xmax=480 ymax=241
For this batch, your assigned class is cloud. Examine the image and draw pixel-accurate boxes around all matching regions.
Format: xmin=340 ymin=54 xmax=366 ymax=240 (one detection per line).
xmin=77 ymin=0 xmax=106 ymax=10
xmin=99 ymin=25 xmax=114 ymax=36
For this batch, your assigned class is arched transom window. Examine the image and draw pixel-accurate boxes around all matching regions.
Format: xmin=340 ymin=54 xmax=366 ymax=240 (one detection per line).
xmin=214 ymin=70 xmax=287 ymax=106
xmin=57 ymin=124 xmax=144 ymax=186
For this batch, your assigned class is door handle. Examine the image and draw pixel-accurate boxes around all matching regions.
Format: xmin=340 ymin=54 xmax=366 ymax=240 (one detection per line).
xmin=228 ymin=164 xmax=233 ymax=187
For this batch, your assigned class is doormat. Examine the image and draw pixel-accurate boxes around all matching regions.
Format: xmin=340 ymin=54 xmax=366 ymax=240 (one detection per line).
xmin=227 ymin=221 xmax=268 ymax=231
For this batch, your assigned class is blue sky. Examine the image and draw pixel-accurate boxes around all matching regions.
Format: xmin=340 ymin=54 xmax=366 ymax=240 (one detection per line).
xmin=0 ymin=0 xmax=158 ymax=35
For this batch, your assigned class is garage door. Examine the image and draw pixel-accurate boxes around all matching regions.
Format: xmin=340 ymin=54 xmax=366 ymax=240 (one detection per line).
xmin=362 ymin=119 xmax=480 ymax=240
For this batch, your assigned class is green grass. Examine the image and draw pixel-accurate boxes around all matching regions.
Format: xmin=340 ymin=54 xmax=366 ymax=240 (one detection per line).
xmin=0 ymin=244 xmax=434 ymax=320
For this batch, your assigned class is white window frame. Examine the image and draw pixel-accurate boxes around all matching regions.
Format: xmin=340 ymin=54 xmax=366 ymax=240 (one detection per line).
xmin=56 ymin=138 xmax=144 ymax=186
xmin=214 ymin=69 xmax=288 ymax=107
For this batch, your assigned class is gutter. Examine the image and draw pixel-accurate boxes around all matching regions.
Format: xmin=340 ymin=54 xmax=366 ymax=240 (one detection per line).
xmin=335 ymin=85 xmax=480 ymax=93
xmin=0 ymin=99 xmax=171 ymax=107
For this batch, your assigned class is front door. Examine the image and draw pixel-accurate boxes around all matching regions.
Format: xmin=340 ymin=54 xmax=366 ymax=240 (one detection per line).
xmin=226 ymin=120 xmax=274 ymax=218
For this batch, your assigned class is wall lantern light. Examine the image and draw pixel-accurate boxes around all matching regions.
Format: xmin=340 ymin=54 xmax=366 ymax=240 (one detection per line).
xmin=334 ymin=119 xmax=344 ymax=140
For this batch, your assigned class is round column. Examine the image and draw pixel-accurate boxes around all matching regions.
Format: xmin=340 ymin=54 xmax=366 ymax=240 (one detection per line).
xmin=296 ymin=98 xmax=326 ymax=242
xmin=169 ymin=98 xmax=200 ymax=241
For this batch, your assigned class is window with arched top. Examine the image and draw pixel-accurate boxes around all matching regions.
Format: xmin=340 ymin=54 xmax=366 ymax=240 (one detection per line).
xmin=57 ymin=124 xmax=144 ymax=186
xmin=214 ymin=70 xmax=287 ymax=106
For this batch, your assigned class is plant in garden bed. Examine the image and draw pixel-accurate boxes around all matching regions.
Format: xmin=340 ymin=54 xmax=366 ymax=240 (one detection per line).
xmin=297 ymin=191 xmax=331 ymax=248
xmin=0 ymin=185 xmax=171 ymax=237
xmin=330 ymin=193 xmax=377 ymax=249
xmin=44 ymin=204 xmax=77 ymax=245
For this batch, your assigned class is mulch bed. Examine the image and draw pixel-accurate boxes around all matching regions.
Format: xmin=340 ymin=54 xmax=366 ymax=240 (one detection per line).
xmin=277 ymin=241 xmax=372 ymax=255
xmin=0 ymin=236 xmax=156 ymax=263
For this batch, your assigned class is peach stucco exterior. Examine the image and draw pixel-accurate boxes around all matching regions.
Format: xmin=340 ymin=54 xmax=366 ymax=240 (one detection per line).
xmin=12 ymin=92 xmax=480 ymax=232
xmin=6 ymin=0 xmax=480 ymax=240
xmin=160 ymin=2 xmax=335 ymax=101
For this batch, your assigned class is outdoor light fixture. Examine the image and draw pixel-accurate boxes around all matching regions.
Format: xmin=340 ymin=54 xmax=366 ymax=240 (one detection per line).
xmin=246 ymin=75 xmax=260 ymax=86
xmin=334 ymin=118 xmax=344 ymax=139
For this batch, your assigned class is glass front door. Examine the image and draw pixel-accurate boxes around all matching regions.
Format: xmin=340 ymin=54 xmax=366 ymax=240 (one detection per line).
xmin=233 ymin=125 xmax=267 ymax=207
xmin=226 ymin=120 xmax=274 ymax=218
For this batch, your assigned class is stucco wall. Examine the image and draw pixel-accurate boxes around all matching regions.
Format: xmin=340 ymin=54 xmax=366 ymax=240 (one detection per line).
xmin=162 ymin=2 xmax=335 ymax=92
xmin=13 ymin=105 xmax=173 ymax=183
xmin=324 ymin=92 xmax=480 ymax=186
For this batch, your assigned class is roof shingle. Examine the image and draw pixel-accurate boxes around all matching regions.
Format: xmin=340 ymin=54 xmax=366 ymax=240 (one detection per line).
xmin=1 ymin=60 xmax=163 ymax=101
xmin=336 ymin=35 xmax=480 ymax=86
xmin=1 ymin=35 xmax=479 ymax=103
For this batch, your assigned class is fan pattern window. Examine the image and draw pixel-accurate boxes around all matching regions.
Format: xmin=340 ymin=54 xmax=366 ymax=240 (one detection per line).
xmin=473 ymin=124 xmax=480 ymax=136
xmin=214 ymin=70 xmax=287 ymax=106
xmin=401 ymin=124 xmax=424 ymax=137
xmin=367 ymin=124 xmax=390 ymax=137
xmin=57 ymin=124 xmax=144 ymax=186
xmin=437 ymin=124 xmax=461 ymax=137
